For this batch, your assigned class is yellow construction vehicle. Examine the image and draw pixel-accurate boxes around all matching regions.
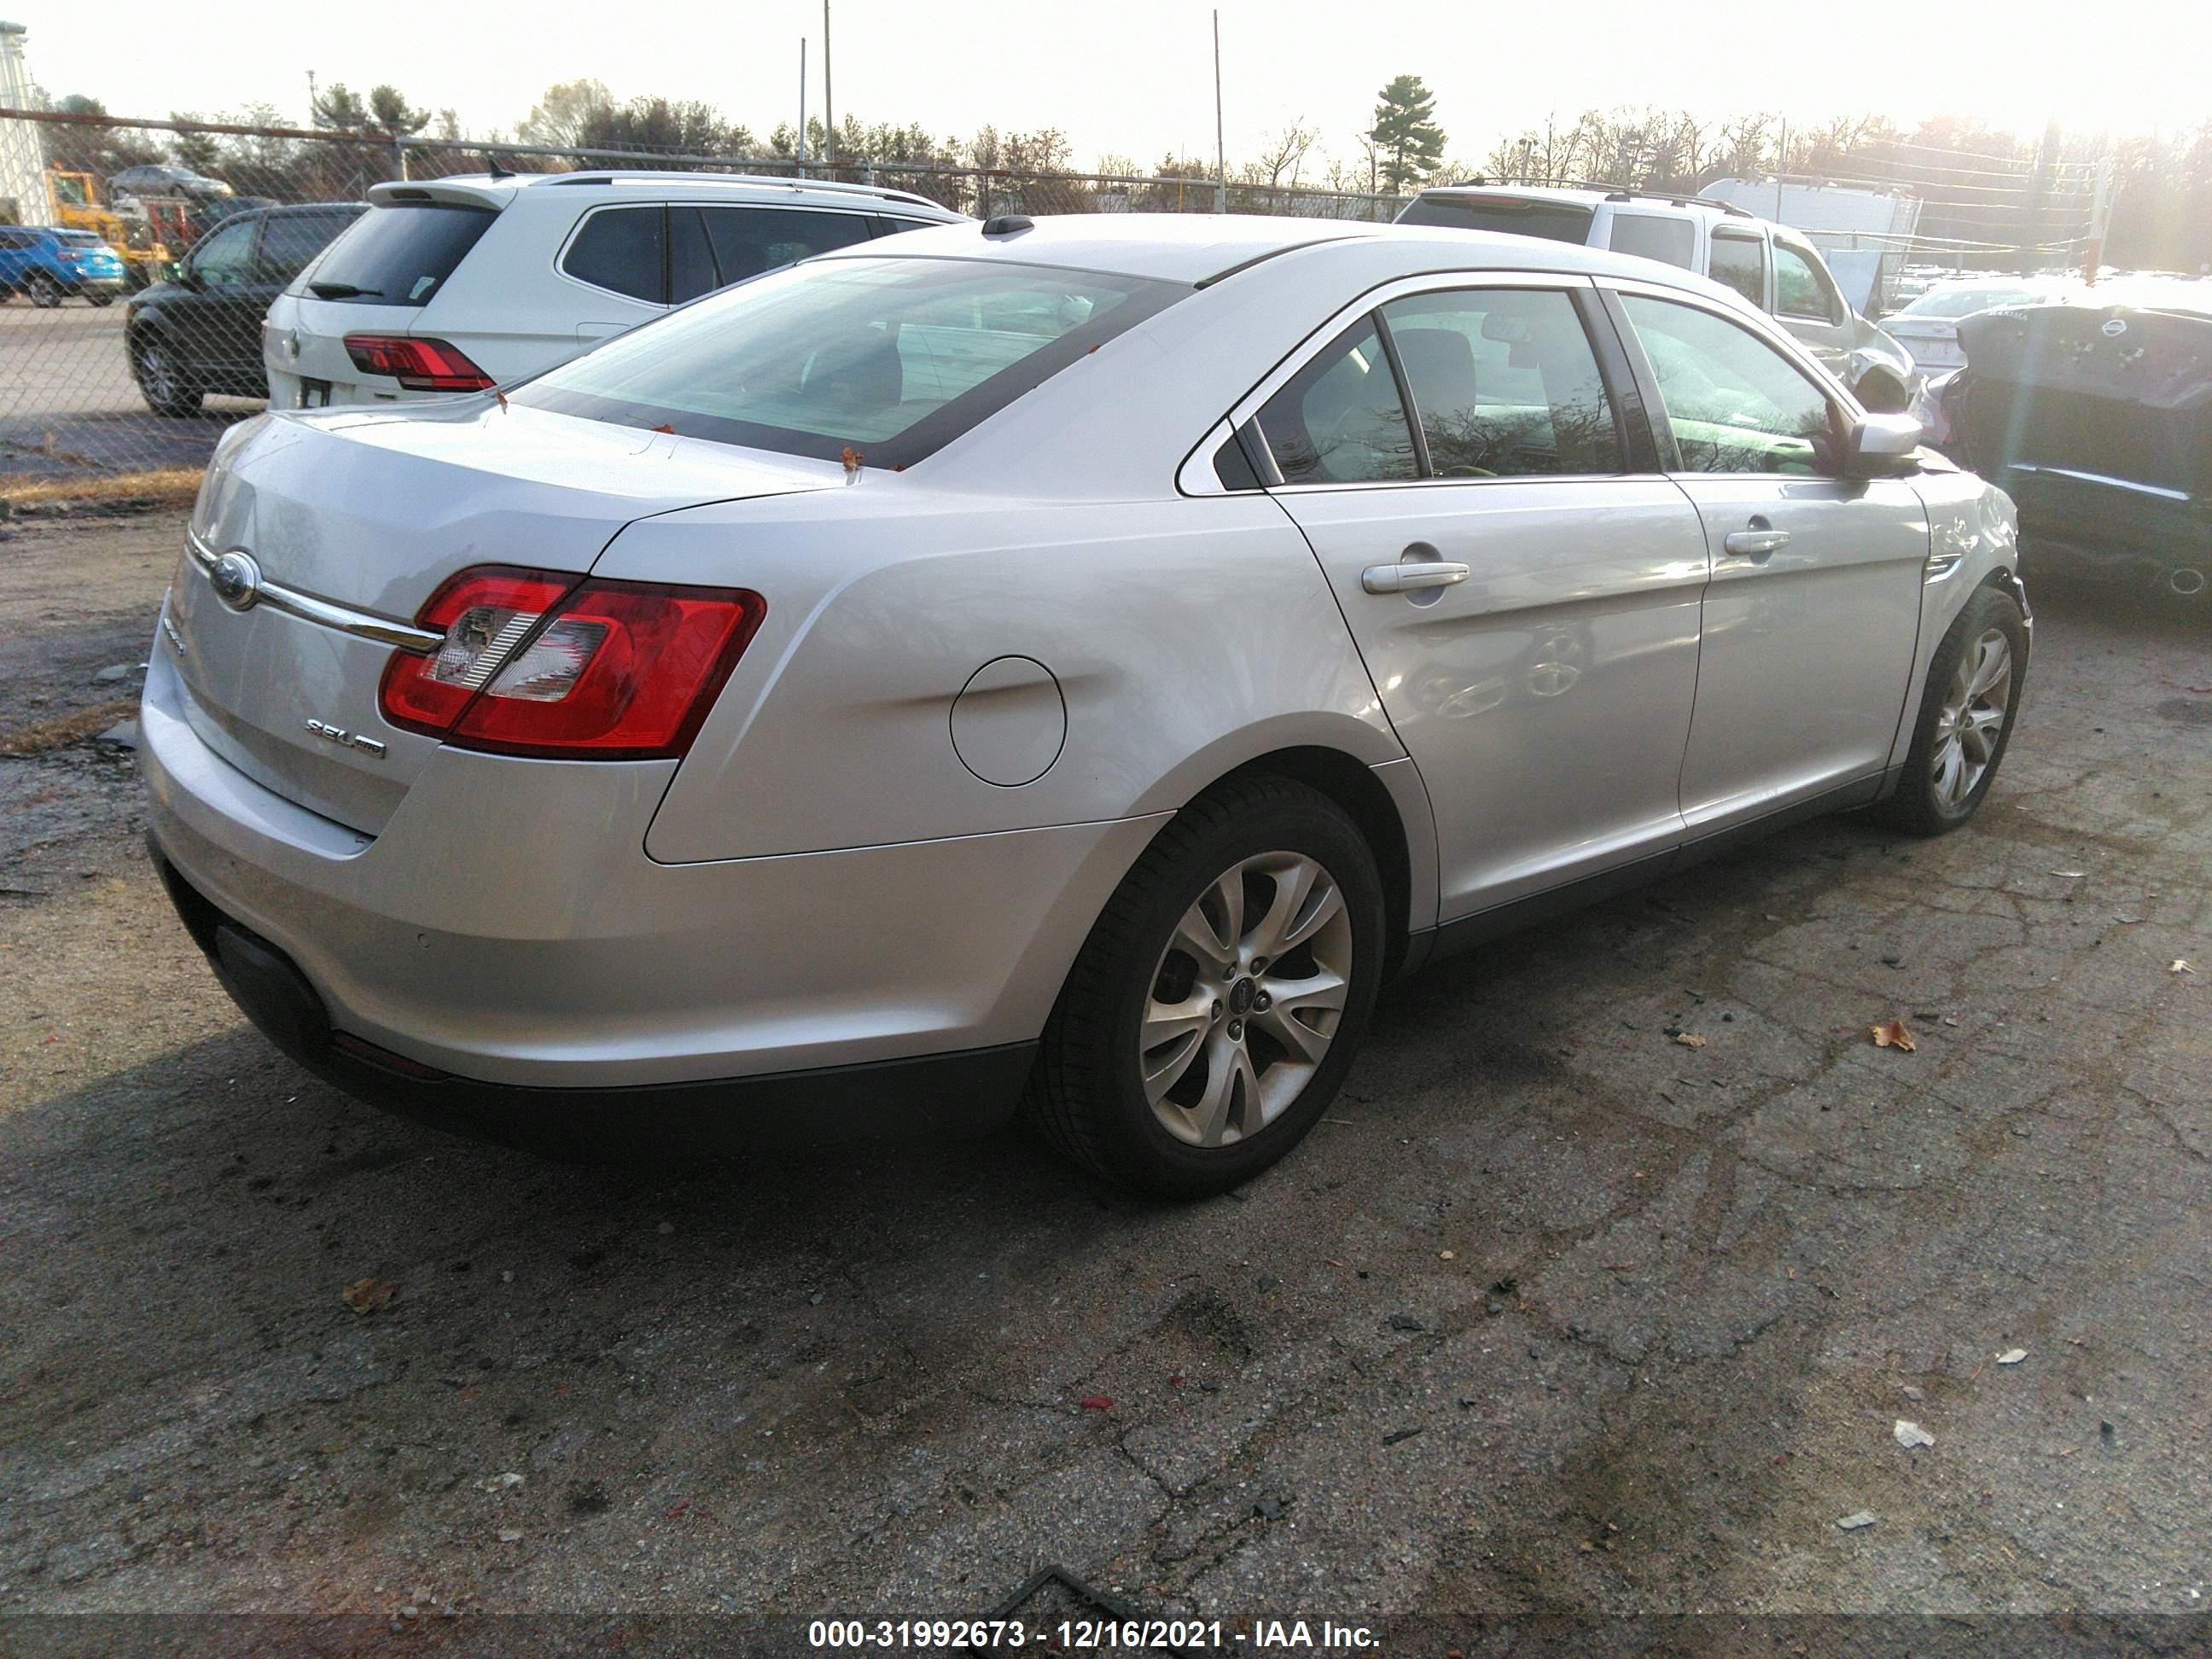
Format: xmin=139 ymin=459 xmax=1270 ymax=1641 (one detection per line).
xmin=45 ymin=168 xmax=170 ymax=289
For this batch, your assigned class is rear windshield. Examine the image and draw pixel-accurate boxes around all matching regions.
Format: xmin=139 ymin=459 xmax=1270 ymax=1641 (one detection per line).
xmin=1396 ymin=195 xmax=1596 ymax=245
xmin=55 ymin=230 xmax=107 ymax=248
xmin=510 ymin=255 xmax=1186 ymax=469
xmin=302 ymin=202 xmax=495 ymax=306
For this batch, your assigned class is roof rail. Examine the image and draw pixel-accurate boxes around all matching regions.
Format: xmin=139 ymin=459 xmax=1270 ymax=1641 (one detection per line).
xmin=1422 ymin=178 xmax=1755 ymax=218
xmin=1601 ymin=186 xmax=1754 ymax=218
xmin=532 ymin=169 xmax=945 ymax=211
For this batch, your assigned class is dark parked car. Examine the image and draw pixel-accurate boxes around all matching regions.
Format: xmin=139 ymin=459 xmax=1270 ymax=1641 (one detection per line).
xmin=0 ymin=224 xmax=126 ymax=306
xmin=1936 ymin=291 xmax=2212 ymax=602
xmin=124 ymin=201 xmax=365 ymax=416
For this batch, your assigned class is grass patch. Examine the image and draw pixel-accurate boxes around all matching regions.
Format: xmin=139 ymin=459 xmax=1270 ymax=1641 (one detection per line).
xmin=0 ymin=699 xmax=138 ymax=758
xmin=2 ymin=469 xmax=202 ymax=510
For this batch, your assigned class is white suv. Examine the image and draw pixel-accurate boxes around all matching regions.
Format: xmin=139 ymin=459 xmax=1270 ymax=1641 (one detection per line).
xmin=1398 ymin=184 xmax=1918 ymax=410
xmin=262 ymin=172 xmax=967 ymax=409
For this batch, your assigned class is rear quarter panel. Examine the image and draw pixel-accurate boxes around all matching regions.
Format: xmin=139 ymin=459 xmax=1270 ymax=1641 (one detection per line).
xmin=598 ymin=485 xmax=1405 ymax=864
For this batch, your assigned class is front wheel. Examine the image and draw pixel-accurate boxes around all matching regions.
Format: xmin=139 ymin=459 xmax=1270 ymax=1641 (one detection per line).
xmin=1872 ymin=585 xmax=2027 ymax=835
xmin=26 ymin=272 xmax=63 ymax=308
xmin=1029 ymin=775 xmax=1385 ymax=1196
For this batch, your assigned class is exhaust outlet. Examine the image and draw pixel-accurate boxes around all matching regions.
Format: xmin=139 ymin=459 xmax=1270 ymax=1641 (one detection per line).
xmin=2169 ymin=568 xmax=2207 ymax=597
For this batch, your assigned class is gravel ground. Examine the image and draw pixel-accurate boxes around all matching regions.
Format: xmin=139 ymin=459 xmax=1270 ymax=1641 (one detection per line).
xmin=1 ymin=513 xmax=2209 ymax=1639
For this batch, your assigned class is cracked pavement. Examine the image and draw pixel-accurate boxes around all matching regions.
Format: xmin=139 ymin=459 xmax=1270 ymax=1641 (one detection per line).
xmin=1 ymin=515 xmax=2208 ymax=1622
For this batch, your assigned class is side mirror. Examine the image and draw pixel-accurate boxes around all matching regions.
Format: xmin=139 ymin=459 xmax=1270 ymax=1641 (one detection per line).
xmin=1842 ymin=410 xmax=1922 ymax=477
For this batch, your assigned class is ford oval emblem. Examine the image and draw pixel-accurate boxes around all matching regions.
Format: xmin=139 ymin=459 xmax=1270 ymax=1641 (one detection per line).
xmin=2101 ymin=317 xmax=2128 ymax=338
xmin=208 ymin=550 xmax=264 ymax=613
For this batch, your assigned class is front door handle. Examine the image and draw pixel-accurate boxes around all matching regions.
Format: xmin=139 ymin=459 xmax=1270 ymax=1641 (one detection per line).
xmin=1361 ymin=561 xmax=1471 ymax=595
xmin=1723 ymin=521 xmax=1790 ymax=562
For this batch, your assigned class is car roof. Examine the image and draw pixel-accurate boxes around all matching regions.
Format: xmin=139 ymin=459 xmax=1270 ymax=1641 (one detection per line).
xmin=810 ymin=212 xmax=1749 ymax=289
xmin=368 ymin=172 xmax=966 ymax=218
xmin=1411 ymin=183 xmax=1744 ymax=218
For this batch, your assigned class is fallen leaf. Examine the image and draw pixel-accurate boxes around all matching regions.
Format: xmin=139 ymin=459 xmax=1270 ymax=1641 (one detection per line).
xmin=341 ymin=1278 xmax=396 ymax=1315
xmin=497 ymin=1528 xmax=522 ymax=1544
xmin=1673 ymin=1031 xmax=1708 ymax=1049
xmin=2049 ymin=870 xmax=2084 ymax=879
xmin=1439 ymin=1250 xmax=1456 ymax=1261
xmin=1998 ymin=1348 xmax=2028 ymax=1365
xmin=478 ymin=1472 xmax=524 ymax=1493
xmin=1837 ymin=1511 xmax=1878 ymax=1530
xmin=840 ymin=445 xmax=864 ymax=475
xmin=1871 ymin=1019 xmax=1917 ymax=1052
xmin=1080 ymin=1394 xmax=1114 ymax=1412
xmin=2172 ymin=960 xmax=2196 ymax=975
xmin=667 ymin=1499 xmax=692 ymax=1519
xmin=1894 ymin=1419 xmax=1936 ymax=1449
xmin=650 ymin=422 xmax=675 ymax=434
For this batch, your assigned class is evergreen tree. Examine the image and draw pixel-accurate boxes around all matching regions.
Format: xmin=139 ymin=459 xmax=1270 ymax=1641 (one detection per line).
xmin=1368 ymin=74 xmax=1446 ymax=192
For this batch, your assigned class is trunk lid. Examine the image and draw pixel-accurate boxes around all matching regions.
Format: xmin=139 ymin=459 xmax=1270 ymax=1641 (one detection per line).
xmin=166 ymin=404 xmax=839 ymax=834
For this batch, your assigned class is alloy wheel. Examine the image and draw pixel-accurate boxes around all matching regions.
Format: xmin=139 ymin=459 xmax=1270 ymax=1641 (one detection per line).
xmin=139 ymin=348 xmax=178 ymax=407
xmin=1139 ymin=852 xmax=1353 ymax=1148
xmin=1931 ymin=627 xmax=2012 ymax=811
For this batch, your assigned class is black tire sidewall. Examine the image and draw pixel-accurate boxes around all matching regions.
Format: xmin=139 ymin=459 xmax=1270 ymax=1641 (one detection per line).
xmin=1082 ymin=789 xmax=1384 ymax=1194
xmin=1895 ymin=586 xmax=2028 ymax=831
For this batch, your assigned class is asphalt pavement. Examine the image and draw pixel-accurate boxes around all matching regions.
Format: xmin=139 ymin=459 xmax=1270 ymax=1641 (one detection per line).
xmin=0 ymin=303 xmax=253 ymax=479
xmin=1 ymin=513 xmax=2208 ymax=1644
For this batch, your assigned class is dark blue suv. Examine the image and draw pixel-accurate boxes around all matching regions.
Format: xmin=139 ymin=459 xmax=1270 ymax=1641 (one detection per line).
xmin=0 ymin=225 xmax=127 ymax=306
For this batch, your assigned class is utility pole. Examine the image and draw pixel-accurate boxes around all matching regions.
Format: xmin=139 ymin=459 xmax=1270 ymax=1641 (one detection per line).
xmin=2083 ymin=154 xmax=2116 ymax=285
xmin=1212 ymin=9 xmax=1226 ymax=213
xmin=822 ymin=0 xmax=835 ymax=174
xmin=2019 ymin=119 xmax=2059 ymax=276
xmin=1774 ymin=117 xmax=1786 ymax=220
xmin=797 ymin=38 xmax=807 ymax=172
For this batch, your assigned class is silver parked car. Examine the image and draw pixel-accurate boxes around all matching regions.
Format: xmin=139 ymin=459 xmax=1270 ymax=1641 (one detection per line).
xmin=144 ymin=215 xmax=2029 ymax=1195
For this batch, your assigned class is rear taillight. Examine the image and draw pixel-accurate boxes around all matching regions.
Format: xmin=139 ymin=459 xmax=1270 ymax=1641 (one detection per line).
xmin=378 ymin=568 xmax=765 ymax=760
xmin=342 ymin=333 xmax=495 ymax=392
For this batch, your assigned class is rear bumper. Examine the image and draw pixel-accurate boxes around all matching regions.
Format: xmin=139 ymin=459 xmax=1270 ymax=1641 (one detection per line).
xmin=140 ymin=640 xmax=1161 ymax=1099
xmin=150 ymin=845 xmax=1033 ymax=1157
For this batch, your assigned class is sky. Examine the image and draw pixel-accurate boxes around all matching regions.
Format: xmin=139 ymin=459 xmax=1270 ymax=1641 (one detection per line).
xmin=13 ymin=0 xmax=2209 ymax=172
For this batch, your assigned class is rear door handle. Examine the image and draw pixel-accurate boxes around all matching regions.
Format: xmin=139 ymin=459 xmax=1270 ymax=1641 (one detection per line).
xmin=1361 ymin=561 xmax=1471 ymax=595
xmin=1722 ymin=528 xmax=1790 ymax=561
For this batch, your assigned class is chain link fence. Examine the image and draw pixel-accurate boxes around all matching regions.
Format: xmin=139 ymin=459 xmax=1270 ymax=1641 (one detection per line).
xmin=0 ymin=108 xmax=1400 ymax=493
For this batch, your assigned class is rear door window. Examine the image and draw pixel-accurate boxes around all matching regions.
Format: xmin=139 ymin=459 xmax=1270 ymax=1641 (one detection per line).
xmin=697 ymin=207 xmax=873 ymax=289
xmin=1254 ymin=317 xmax=1418 ymax=484
xmin=306 ymin=202 xmax=495 ymax=306
xmin=1608 ymin=213 xmax=1695 ymax=270
xmin=562 ymin=206 xmax=665 ymax=304
xmin=1379 ymin=288 xmax=1621 ymax=476
xmin=1708 ymin=233 xmax=1767 ymax=309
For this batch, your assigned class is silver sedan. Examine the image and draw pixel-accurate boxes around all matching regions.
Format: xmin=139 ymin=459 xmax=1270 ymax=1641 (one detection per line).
xmin=143 ymin=212 xmax=2029 ymax=1195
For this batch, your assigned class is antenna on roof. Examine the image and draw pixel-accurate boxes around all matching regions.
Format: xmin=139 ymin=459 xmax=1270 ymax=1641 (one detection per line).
xmin=486 ymin=154 xmax=513 ymax=181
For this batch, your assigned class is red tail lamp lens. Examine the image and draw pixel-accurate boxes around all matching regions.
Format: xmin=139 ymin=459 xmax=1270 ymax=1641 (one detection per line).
xmin=342 ymin=334 xmax=496 ymax=392
xmin=377 ymin=568 xmax=765 ymax=760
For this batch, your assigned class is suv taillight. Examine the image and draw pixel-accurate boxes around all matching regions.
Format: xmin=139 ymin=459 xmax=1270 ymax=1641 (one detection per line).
xmin=342 ymin=333 xmax=495 ymax=392
xmin=379 ymin=567 xmax=766 ymax=760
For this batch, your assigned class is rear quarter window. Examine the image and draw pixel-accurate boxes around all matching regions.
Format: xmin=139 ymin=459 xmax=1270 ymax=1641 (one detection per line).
xmin=1607 ymin=213 xmax=1695 ymax=270
xmin=306 ymin=202 xmax=496 ymax=306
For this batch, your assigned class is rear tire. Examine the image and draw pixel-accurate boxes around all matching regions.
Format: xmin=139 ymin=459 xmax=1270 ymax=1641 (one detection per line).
xmin=87 ymin=290 xmax=116 ymax=308
xmin=1029 ymin=775 xmax=1385 ymax=1197
xmin=132 ymin=337 xmax=203 ymax=417
xmin=1871 ymin=585 xmax=2027 ymax=835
